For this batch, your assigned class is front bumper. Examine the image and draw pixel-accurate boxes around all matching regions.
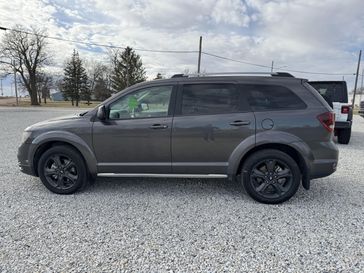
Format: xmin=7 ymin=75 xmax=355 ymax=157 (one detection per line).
xmin=17 ymin=142 xmax=37 ymax=176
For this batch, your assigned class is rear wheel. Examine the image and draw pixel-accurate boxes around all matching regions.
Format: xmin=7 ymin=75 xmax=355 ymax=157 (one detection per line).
xmin=337 ymin=128 xmax=351 ymax=144
xmin=241 ymin=149 xmax=300 ymax=204
xmin=38 ymin=145 xmax=87 ymax=194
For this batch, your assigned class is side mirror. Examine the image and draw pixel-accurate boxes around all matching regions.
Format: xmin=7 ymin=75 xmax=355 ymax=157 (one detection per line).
xmin=97 ymin=105 xmax=107 ymax=120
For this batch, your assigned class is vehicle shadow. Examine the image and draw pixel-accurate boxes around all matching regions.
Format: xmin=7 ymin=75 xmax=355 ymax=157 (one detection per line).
xmin=88 ymin=176 xmax=245 ymax=199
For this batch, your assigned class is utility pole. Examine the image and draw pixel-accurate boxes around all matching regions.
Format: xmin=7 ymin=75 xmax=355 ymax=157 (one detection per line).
xmin=197 ymin=36 xmax=202 ymax=74
xmin=271 ymin=61 xmax=274 ymax=72
xmin=12 ymin=60 xmax=19 ymax=105
xmin=352 ymin=50 xmax=362 ymax=108
xmin=0 ymin=78 xmax=3 ymax=96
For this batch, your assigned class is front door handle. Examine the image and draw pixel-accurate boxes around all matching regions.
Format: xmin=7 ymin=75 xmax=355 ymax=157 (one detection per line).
xmin=229 ymin=120 xmax=251 ymax=126
xmin=150 ymin=124 xmax=168 ymax=129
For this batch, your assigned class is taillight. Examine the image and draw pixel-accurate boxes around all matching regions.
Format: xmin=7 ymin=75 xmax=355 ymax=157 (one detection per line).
xmin=341 ymin=105 xmax=350 ymax=114
xmin=317 ymin=112 xmax=335 ymax=132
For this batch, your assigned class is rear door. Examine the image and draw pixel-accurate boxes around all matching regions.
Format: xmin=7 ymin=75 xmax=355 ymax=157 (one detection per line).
xmin=171 ymin=82 xmax=255 ymax=174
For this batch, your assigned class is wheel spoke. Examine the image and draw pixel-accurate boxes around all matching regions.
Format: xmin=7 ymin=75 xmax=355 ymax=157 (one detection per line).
xmin=256 ymin=182 xmax=269 ymax=193
xmin=56 ymin=175 xmax=64 ymax=188
xmin=51 ymin=155 xmax=62 ymax=167
xmin=272 ymin=183 xmax=285 ymax=196
xmin=44 ymin=168 xmax=57 ymax=176
xmin=64 ymin=171 xmax=78 ymax=182
xmin=266 ymin=160 xmax=276 ymax=172
xmin=62 ymin=159 xmax=73 ymax=171
xmin=276 ymin=168 xmax=292 ymax=179
xmin=251 ymin=169 xmax=266 ymax=179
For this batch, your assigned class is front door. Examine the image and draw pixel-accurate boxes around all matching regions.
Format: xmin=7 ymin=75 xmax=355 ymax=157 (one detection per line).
xmin=171 ymin=82 xmax=255 ymax=174
xmin=93 ymin=85 xmax=176 ymax=174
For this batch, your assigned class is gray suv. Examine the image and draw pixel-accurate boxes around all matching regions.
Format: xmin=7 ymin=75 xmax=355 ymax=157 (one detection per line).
xmin=18 ymin=72 xmax=338 ymax=204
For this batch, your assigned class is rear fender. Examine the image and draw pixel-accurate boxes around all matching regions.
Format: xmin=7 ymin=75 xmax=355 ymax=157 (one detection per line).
xmin=228 ymin=131 xmax=314 ymax=189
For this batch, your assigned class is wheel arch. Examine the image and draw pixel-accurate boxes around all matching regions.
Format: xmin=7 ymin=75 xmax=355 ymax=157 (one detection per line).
xmin=29 ymin=131 xmax=97 ymax=177
xmin=228 ymin=132 xmax=314 ymax=190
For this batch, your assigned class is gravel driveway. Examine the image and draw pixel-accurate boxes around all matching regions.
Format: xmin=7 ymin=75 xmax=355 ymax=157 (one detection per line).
xmin=0 ymin=107 xmax=363 ymax=272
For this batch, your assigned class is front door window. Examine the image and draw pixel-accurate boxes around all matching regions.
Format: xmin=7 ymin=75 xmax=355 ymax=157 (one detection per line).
xmin=109 ymin=86 xmax=173 ymax=119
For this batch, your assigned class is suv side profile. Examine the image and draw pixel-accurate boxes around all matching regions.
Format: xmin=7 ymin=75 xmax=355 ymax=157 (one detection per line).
xmin=18 ymin=72 xmax=338 ymax=204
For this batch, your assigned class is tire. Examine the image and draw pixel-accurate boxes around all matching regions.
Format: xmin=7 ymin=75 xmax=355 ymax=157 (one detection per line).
xmin=337 ymin=128 xmax=351 ymax=144
xmin=38 ymin=145 xmax=88 ymax=194
xmin=241 ymin=149 xmax=301 ymax=204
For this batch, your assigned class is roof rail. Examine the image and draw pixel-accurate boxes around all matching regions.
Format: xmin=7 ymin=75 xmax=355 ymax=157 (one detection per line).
xmin=273 ymin=72 xmax=294 ymax=77
xmin=171 ymin=72 xmax=294 ymax=78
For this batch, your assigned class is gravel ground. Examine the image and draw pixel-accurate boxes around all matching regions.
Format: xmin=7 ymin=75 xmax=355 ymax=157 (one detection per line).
xmin=0 ymin=107 xmax=363 ymax=273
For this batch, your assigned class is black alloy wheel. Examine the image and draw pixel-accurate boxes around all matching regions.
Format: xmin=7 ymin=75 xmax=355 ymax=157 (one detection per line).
xmin=38 ymin=145 xmax=87 ymax=194
xmin=250 ymin=159 xmax=293 ymax=199
xmin=242 ymin=149 xmax=301 ymax=204
xmin=43 ymin=154 xmax=78 ymax=190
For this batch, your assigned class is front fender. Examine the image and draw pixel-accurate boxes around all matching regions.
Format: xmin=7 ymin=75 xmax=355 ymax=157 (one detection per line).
xmin=227 ymin=131 xmax=314 ymax=179
xmin=29 ymin=131 xmax=97 ymax=176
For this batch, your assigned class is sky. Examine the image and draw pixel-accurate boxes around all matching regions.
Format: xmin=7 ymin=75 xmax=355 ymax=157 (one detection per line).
xmin=0 ymin=0 xmax=364 ymax=96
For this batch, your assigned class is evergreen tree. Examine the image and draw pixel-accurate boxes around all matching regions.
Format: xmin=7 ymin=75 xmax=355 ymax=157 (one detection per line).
xmin=61 ymin=50 xmax=89 ymax=106
xmin=94 ymin=77 xmax=112 ymax=101
xmin=111 ymin=47 xmax=146 ymax=92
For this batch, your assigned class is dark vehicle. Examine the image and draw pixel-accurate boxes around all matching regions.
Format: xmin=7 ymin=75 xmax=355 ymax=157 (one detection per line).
xmin=18 ymin=72 xmax=338 ymax=204
xmin=308 ymin=81 xmax=352 ymax=144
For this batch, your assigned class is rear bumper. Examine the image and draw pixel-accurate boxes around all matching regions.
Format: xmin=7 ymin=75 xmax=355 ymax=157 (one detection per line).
xmin=309 ymin=141 xmax=339 ymax=179
xmin=310 ymin=159 xmax=338 ymax=179
xmin=335 ymin=121 xmax=351 ymax=129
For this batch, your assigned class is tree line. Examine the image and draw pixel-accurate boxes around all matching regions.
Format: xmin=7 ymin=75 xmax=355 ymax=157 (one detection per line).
xmin=0 ymin=26 xmax=155 ymax=106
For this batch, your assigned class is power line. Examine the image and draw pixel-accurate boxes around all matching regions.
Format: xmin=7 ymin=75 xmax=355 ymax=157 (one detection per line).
xmin=0 ymin=26 xmax=199 ymax=54
xmin=202 ymin=51 xmax=357 ymax=76
xmin=0 ymin=25 xmax=360 ymax=76
xmin=202 ymin=52 xmax=271 ymax=69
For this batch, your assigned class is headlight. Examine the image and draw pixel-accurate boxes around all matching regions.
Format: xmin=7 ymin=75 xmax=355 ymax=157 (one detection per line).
xmin=21 ymin=131 xmax=32 ymax=143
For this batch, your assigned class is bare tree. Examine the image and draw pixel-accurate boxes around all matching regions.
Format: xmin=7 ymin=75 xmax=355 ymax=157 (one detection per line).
xmin=36 ymin=73 xmax=53 ymax=104
xmin=85 ymin=60 xmax=108 ymax=94
xmin=85 ymin=59 xmax=112 ymax=101
xmin=0 ymin=26 xmax=50 ymax=105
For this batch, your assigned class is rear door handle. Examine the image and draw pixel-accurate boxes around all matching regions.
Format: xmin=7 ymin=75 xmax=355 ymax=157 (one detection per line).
xmin=150 ymin=124 xmax=168 ymax=129
xmin=229 ymin=120 xmax=251 ymax=126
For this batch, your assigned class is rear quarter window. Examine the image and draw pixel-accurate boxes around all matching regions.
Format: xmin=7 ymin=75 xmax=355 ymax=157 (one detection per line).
xmin=243 ymin=84 xmax=307 ymax=111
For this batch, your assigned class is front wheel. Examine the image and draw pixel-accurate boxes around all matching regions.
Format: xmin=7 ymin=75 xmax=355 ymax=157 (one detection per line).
xmin=241 ymin=149 xmax=301 ymax=204
xmin=38 ymin=145 xmax=87 ymax=194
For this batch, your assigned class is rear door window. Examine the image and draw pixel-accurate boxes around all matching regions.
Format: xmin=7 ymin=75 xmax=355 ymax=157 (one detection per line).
xmin=180 ymin=84 xmax=247 ymax=115
xmin=243 ymin=84 xmax=306 ymax=111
